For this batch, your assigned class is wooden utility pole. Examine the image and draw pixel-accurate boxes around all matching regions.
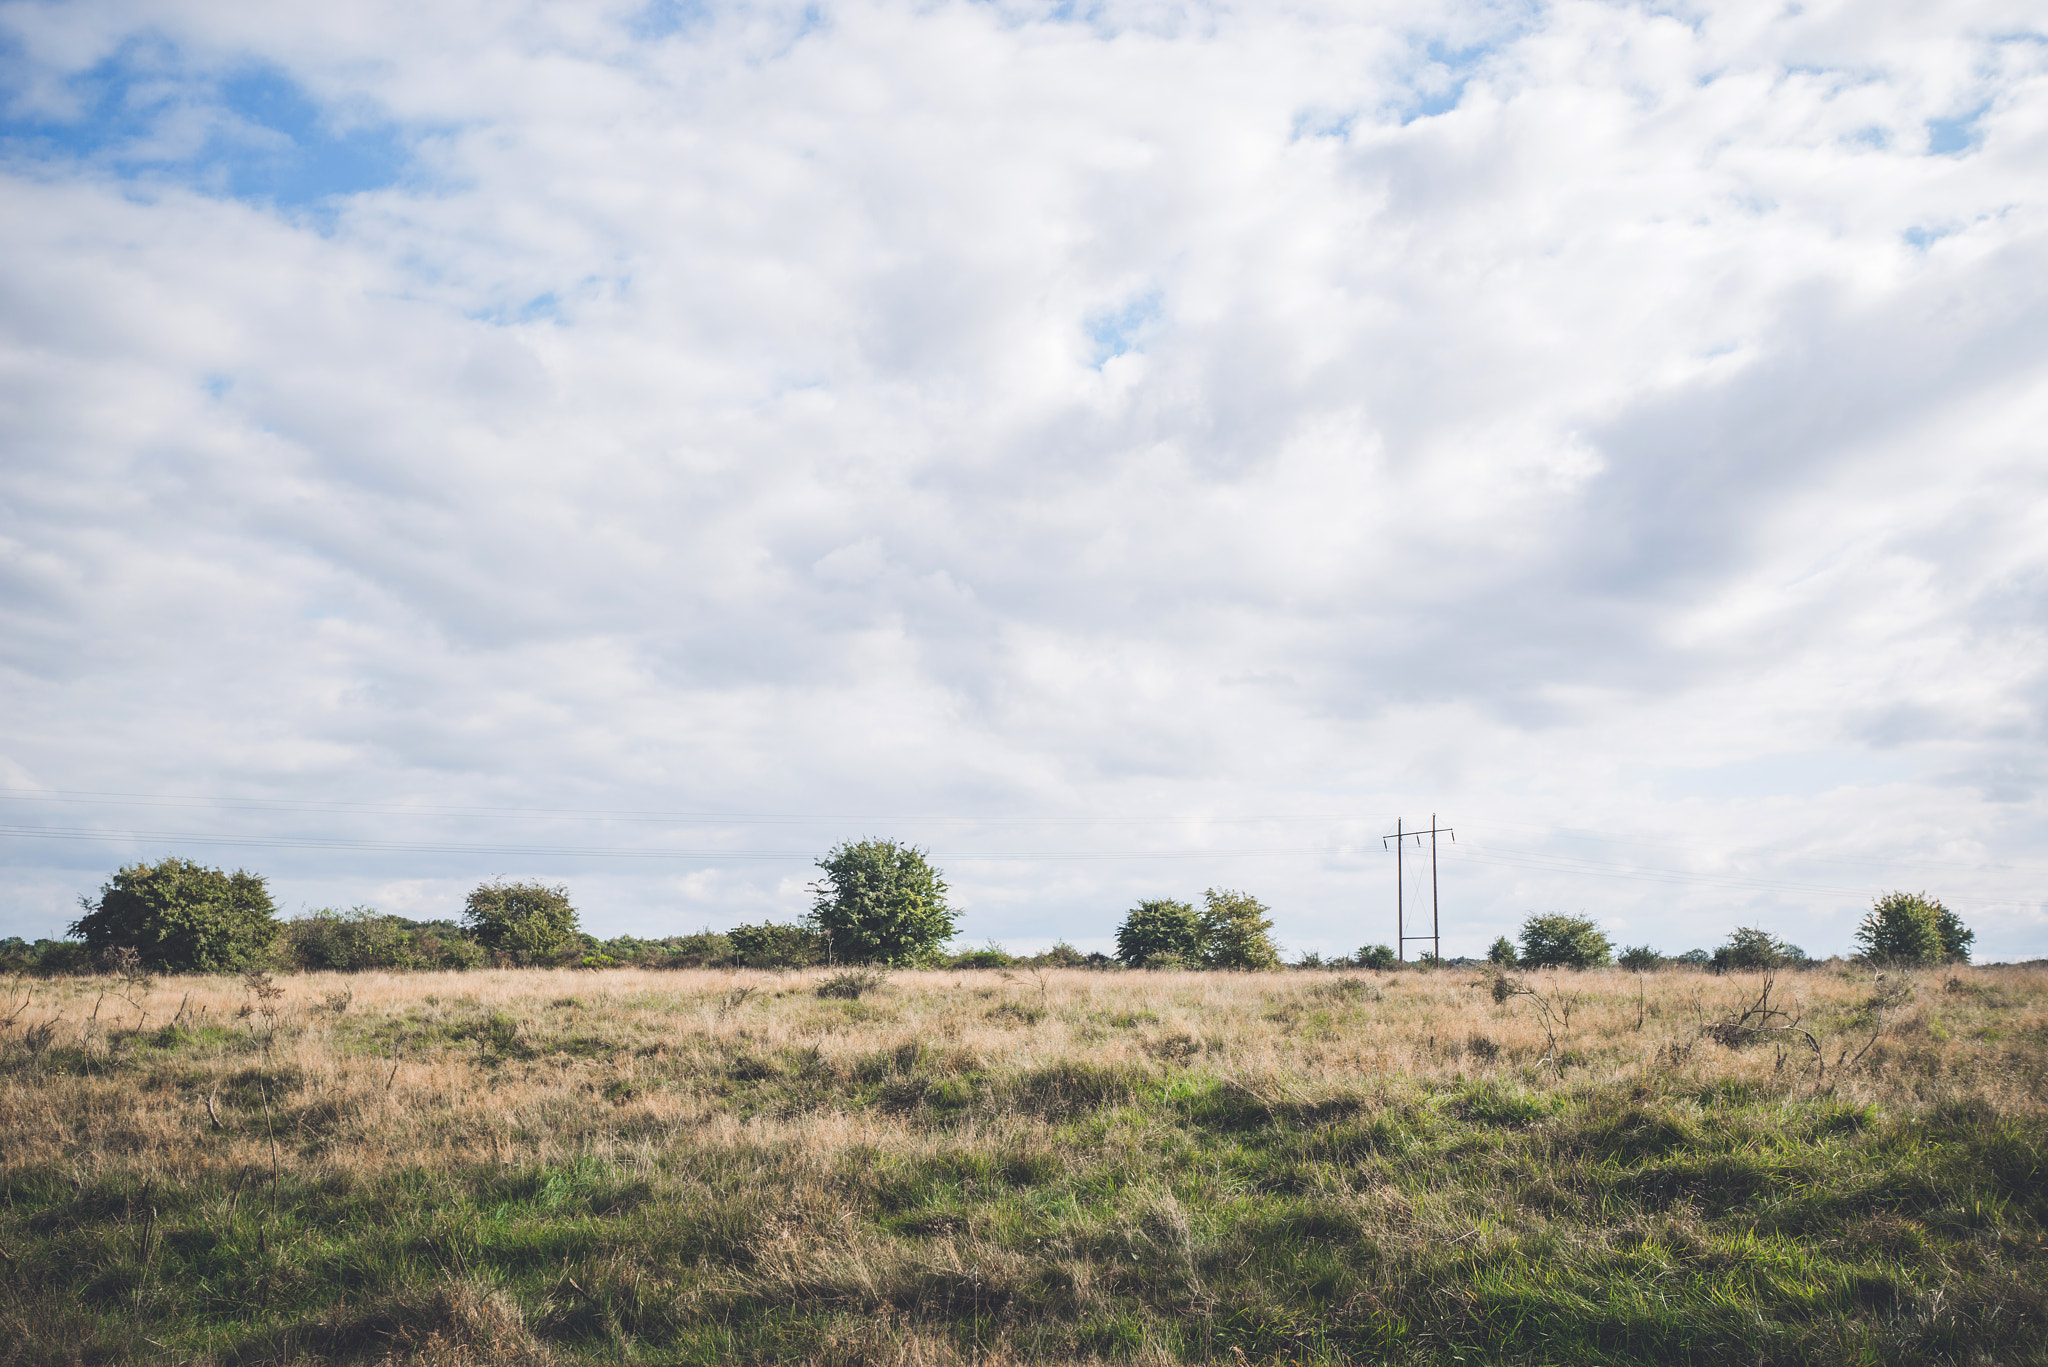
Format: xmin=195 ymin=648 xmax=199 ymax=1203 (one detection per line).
xmin=1383 ymin=814 xmax=1454 ymax=961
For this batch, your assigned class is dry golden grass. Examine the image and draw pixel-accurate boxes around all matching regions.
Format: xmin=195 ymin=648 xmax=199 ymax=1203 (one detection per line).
xmin=3 ymin=962 xmax=2041 ymax=1184
xmin=2 ymin=961 xmax=2044 ymax=1365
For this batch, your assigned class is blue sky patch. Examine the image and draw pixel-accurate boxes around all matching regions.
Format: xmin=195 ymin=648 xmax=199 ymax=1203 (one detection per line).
xmin=1927 ymin=104 xmax=1988 ymax=156
xmin=1085 ymin=291 xmax=1161 ymax=367
xmin=0 ymin=42 xmax=413 ymax=208
xmin=627 ymin=0 xmax=715 ymax=41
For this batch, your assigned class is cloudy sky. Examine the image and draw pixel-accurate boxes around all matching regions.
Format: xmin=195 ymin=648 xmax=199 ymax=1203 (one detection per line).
xmin=2 ymin=0 xmax=2045 ymax=961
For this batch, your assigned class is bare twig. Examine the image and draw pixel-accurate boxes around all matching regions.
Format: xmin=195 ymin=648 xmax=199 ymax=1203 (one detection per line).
xmin=0 ymin=981 xmax=32 ymax=1031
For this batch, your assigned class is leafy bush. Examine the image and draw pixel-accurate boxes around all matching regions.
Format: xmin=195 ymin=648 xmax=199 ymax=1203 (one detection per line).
xmin=1516 ymin=914 xmax=1612 ymax=969
xmin=1354 ymin=944 xmax=1397 ymax=970
xmin=70 ymin=858 xmax=280 ymax=973
xmin=808 ymin=840 xmax=956 ymax=966
xmin=0 ymin=938 xmax=93 ymax=976
xmin=1115 ymin=899 xmax=1201 ymax=968
xmin=595 ymin=931 xmax=733 ymax=968
xmin=284 ymin=911 xmax=485 ymax=971
xmin=728 ymin=921 xmax=824 ymax=968
xmin=462 ymin=881 xmax=581 ymax=963
xmin=949 ymin=942 xmax=1015 ymax=969
xmin=1617 ymin=944 xmax=1663 ymax=972
xmin=1196 ymin=888 xmax=1282 ymax=970
xmin=1710 ymin=926 xmax=1808 ymax=972
xmin=1487 ymin=936 xmax=1520 ymax=967
xmin=1674 ymin=948 xmax=1711 ymax=967
xmin=1856 ymin=892 xmax=1967 ymax=965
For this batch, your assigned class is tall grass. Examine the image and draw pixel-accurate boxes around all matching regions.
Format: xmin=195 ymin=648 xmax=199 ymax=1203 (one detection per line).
xmin=1 ymin=963 xmax=2043 ymax=1364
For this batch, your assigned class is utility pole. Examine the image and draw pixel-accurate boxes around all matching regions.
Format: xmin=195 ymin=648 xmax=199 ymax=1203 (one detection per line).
xmin=1383 ymin=813 xmax=1455 ymax=961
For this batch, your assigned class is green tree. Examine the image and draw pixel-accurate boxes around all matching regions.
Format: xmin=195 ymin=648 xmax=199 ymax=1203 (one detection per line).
xmin=1487 ymin=936 xmax=1520 ymax=967
xmin=70 ymin=858 xmax=279 ymax=973
xmin=1115 ymin=899 xmax=1201 ymax=968
xmin=1855 ymin=892 xmax=1952 ymax=965
xmin=1197 ymin=888 xmax=1282 ymax=970
xmin=808 ymin=840 xmax=956 ymax=966
xmin=463 ymin=880 xmax=581 ymax=962
xmin=1517 ymin=914 xmax=1612 ymax=969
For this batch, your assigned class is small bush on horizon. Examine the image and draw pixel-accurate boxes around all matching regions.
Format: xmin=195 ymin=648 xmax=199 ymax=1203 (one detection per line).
xmin=1354 ymin=943 xmax=1397 ymax=970
xmin=1616 ymin=944 xmax=1662 ymax=972
xmin=1487 ymin=936 xmax=1519 ymax=967
xmin=1856 ymin=891 xmax=1971 ymax=965
xmin=1710 ymin=926 xmax=1808 ymax=973
xmin=949 ymin=941 xmax=1015 ymax=969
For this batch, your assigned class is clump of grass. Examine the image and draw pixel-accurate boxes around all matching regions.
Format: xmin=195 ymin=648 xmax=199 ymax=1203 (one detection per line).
xmin=816 ymin=967 xmax=888 ymax=999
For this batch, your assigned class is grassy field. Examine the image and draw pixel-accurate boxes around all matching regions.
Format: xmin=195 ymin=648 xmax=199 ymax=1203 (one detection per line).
xmin=1 ymin=961 xmax=2044 ymax=1365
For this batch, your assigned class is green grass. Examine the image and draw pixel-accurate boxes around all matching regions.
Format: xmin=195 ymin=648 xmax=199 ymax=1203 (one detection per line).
xmin=7 ymin=1074 xmax=2045 ymax=1363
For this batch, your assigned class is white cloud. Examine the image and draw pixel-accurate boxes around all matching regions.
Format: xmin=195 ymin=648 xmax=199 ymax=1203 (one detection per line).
xmin=1 ymin=0 xmax=2045 ymax=960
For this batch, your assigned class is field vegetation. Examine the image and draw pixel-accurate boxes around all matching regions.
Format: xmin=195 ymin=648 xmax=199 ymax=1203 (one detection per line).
xmin=1 ymin=961 xmax=2044 ymax=1365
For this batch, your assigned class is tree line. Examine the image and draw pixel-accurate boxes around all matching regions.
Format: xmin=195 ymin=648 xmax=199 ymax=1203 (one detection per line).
xmin=0 ymin=840 xmax=1976 ymax=977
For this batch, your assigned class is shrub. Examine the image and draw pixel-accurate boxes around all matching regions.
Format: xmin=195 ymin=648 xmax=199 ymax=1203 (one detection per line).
xmin=1855 ymin=892 xmax=1964 ymax=966
xmin=462 ymin=881 xmax=581 ymax=963
xmin=1710 ymin=926 xmax=1807 ymax=972
xmin=70 ymin=858 xmax=280 ymax=973
xmin=808 ymin=840 xmax=956 ymax=966
xmin=949 ymin=942 xmax=1015 ymax=969
xmin=287 ymin=911 xmax=489 ymax=972
xmin=0 ymin=939 xmax=93 ymax=976
xmin=1487 ymin=936 xmax=1519 ymax=967
xmin=1031 ymin=941 xmax=1089 ymax=968
xmin=1617 ymin=944 xmax=1663 ymax=972
xmin=1674 ymin=948 xmax=1711 ymax=967
xmin=1197 ymin=888 xmax=1282 ymax=970
xmin=1115 ymin=899 xmax=1201 ymax=968
xmin=1354 ymin=944 xmax=1397 ymax=970
xmin=599 ymin=931 xmax=733 ymax=968
xmin=728 ymin=921 xmax=824 ymax=968
xmin=1517 ymin=914 xmax=1612 ymax=969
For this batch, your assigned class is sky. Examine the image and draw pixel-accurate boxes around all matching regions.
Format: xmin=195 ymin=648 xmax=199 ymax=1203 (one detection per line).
xmin=2 ymin=0 xmax=2045 ymax=962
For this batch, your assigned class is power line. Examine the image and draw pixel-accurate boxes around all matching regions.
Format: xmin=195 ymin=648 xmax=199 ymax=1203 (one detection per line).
xmin=0 ymin=823 xmax=1376 ymax=861
xmin=0 ymin=787 xmax=1396 ymax=827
